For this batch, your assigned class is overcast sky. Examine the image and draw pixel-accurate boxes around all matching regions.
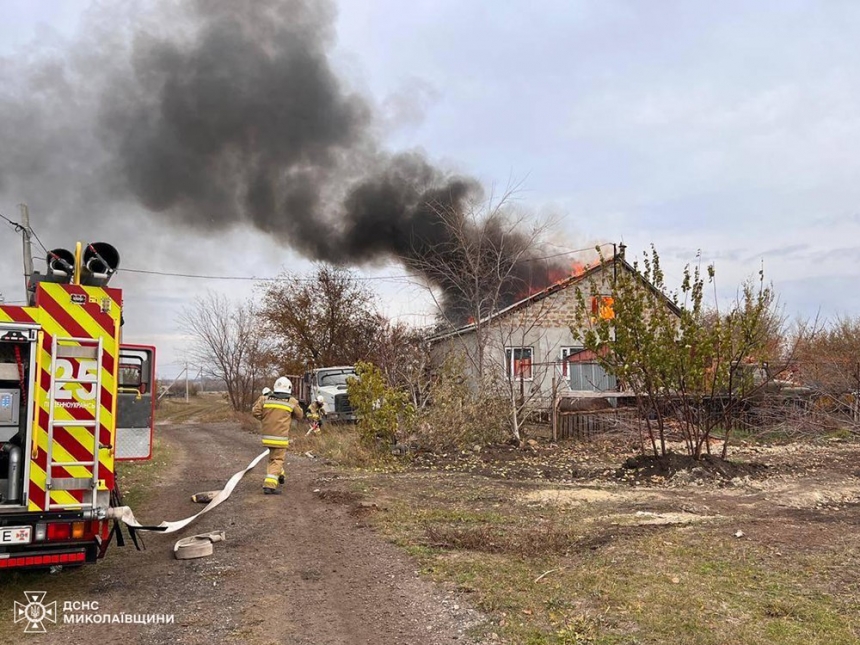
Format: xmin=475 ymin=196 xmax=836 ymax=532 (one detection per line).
xmin=1 ymin=0 xmax=859 ymax=377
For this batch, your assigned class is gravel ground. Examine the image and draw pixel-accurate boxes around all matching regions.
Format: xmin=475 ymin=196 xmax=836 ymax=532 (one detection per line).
xmin=5 ymin=422 xmax=486 ymax=645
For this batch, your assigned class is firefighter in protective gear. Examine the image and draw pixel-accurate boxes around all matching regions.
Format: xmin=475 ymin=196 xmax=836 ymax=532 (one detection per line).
xmin=307 ymin=394 xmax=326 ymax=433
xmin=253 ymin=377 xmax=303 ymax=494
xmin=251 ymin=387 xmax=285 ymax=483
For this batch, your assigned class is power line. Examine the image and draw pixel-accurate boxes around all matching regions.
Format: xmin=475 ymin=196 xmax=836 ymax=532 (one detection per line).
xmin=524 ymin=242 xmax=615 ymax=263
xmin=0 ymin=211 xmax=24 ymax=232
xmin=120 ymin=267 xmax=275 ymax=281
xmin=118 ymin=267 xmax=422 ymax=282
xmin=28 ymin=227 xmax=49 ymax=255
xmin=11 ymin=215 xmax=614 ymax=283
xmin=2 ymin=211 xmax=48 ymax=255
xmin=117 ymin=244 xmax=610 ymax=282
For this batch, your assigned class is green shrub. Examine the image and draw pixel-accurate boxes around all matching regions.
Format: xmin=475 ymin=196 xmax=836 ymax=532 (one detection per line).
xmin=348 ymin=361 xmax=415 ymax=448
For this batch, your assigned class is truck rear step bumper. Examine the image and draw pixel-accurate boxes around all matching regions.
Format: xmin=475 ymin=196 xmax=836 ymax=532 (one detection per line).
xmin=0 ymin=546 xmax=91 ymax=570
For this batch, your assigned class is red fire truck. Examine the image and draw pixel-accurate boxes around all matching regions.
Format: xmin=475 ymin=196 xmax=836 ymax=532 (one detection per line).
xmin=0 ymin=242 xmax=155 ymax=570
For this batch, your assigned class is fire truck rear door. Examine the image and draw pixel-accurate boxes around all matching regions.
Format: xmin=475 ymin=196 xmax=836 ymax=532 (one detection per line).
xmin=116 ymin=345 xmax=155 ymax=461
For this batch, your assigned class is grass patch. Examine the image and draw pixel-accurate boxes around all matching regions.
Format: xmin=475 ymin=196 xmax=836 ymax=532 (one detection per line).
xmin=366 ymin=473 xmax=860 ymax=645
xmin=116 ymin=436 xmax=171 ymax=508
xmin=289 ymin=423 xmax=399 ymax=469
xmin=425 ymin=518 xmax=582 ymax=557
xmin=156 ymin=395 xmax=233 ymax=424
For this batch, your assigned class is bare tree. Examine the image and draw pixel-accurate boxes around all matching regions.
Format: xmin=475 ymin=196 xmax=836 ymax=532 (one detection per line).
xmin=179 ymin=292 xmax=270 ymax=412
xmin=412 ymin=195 xmax=555 ymax=377
xmin=259 ymin=265 xmax=385 ymax=374
xmin=487 ymin=294 xmax=559 ymax=443
xmin=368 ymin=321 xmax=432 ymax=409
xmin=794 ymin=316 xmax=860 ymax=396
xmin=411 ymin=195 xmax=560 ymax=443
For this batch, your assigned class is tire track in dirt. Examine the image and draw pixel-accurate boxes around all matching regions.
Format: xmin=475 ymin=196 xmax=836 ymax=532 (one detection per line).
xmin=8 ymin=422 xmax=483 ymax=645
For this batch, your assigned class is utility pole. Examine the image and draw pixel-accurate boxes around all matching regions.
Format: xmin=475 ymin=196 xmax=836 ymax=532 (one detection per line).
xmin=19 ymin=204 xmax=33 ymax=301
xmin=156 ymin=365 xmax=188 ymax=401
xmin=185 ymin=360 xmax=190 ymax=402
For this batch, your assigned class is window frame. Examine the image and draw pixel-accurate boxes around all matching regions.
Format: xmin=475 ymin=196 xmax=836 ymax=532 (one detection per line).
xmin=119 ymin=357 xmax=144 ymax=390
xmin=504 ymin=346 xmax=534 ymax=381
xmin=559 ymin=346 xmax=584 ymax=377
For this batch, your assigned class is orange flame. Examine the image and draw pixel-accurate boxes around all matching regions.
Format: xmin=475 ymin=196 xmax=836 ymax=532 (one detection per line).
xmin=517 ymin=261 xmax=588 ymax=300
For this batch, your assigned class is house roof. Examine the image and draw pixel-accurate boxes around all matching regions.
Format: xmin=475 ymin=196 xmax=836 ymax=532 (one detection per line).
xmin=428 ymin=259 xmax=609 ymax=343
xmin=427 ymin=257 xmax=681 ymax=343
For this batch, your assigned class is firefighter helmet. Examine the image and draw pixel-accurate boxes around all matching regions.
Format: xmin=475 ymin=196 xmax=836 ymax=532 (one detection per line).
xmin=274 ymin=377 xmax=292 ymax=394
xmin=316 ymin=395 xmax=325 ymax=405
xmin=262 ymin=387 xmax=271 ymax=396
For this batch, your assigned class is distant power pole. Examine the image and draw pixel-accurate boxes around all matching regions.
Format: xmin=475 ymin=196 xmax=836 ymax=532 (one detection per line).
xmin=19 ymin=203 xmax=33 ymax=300
xmin=185 ymin=360 xmax=190 ymax=402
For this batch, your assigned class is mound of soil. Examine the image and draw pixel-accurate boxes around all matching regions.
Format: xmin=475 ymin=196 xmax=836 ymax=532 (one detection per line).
xmin=617 ymin=452 xmax=768 ymax=484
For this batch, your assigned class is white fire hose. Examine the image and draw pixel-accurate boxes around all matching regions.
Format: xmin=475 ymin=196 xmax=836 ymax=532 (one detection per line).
xmin=107 ymin=449 xmax=270 ymax=558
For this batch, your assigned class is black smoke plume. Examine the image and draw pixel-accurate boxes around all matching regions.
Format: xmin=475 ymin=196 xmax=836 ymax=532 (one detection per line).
xmin=0 ymin=0 xmax=567 ymax=324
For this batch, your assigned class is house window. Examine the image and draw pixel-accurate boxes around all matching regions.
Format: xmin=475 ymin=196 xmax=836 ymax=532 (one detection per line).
xmin=561 ymin=347 xmax=615 ymax=391
xmin=590 ymin=295 xmax=615 ymax=320
xmin=568 ymin=362 xmax=616 ymax=392
xmin=505 ymin=347 xmax=533 ymax=380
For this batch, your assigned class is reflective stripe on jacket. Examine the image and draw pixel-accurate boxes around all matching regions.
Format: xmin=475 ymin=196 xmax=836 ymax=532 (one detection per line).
xmin=266 ymin=400 xmax=294 ymax=412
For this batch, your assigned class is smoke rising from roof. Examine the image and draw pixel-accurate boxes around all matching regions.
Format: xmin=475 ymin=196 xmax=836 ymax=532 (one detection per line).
xmin=0 ymin=0 xmax=570 ymax=323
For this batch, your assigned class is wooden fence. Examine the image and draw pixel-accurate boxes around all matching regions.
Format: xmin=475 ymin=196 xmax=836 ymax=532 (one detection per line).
xmin=550 ymin=394 xmax=857 ymax=441
xmin=554 ymin=407 xmax=640 ymax=441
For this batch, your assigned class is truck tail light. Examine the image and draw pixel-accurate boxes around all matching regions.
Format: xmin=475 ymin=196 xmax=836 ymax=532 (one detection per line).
xmin=46 ymin=522 xmax=70 ymax=541
xmin=46 ymin=520 xmax=101 ymax=542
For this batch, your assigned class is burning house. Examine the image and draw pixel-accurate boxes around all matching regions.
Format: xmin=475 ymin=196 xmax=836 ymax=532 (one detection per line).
xmin=427 ymin=255 xmax=661 ymax=406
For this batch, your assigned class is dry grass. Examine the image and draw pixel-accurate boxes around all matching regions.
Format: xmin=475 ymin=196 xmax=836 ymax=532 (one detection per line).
xmin=156 ymin=394 xmax=234 ymax=424
xmin=116 ymin=437 xmax=171 ymax=508
xmin=288 ymin=423 xmax=394 ymax=468
xmin=425 ymin=518 xmax=584 ymax=557
xmin=350 ymin=466 xmax=860 ymax=645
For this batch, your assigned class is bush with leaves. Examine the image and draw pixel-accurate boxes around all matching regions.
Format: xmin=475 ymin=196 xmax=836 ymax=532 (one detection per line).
xmin=348 ymin=361 xmax=415 ymax=448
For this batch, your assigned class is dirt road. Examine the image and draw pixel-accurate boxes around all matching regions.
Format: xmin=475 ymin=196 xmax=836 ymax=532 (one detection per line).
xmin=6 ymin=423 xmax=483 ymax=644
